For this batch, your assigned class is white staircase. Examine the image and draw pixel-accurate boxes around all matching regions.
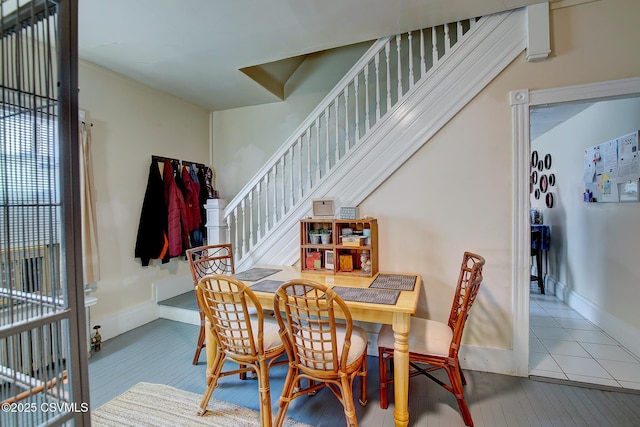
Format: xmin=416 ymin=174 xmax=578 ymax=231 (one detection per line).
xmin=226 ymin=9 xmax=527 ymax=272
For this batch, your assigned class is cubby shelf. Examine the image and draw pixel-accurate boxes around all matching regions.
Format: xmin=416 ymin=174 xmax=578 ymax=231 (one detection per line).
xmin=300 ymin=218 xmax=378 ymax=277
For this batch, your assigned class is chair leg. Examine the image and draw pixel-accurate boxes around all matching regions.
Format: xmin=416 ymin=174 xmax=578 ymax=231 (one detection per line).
xmin=256 ymin=360 xmax=273 ymax=427
xmin=445 ymin=364 xmax=474 ymax=427
xmin=274 ymin=366 xmax=297 ymax=427
xmin=537 ymin=252 xmax=544 ymax=294
xmin=378 ymin=348 xmax=390 ymax=409
xmin=192 ymin=319 xmax=206 ymax=365
xmin=198 ymin=352 xmax=225 ymax=416
xmin=340 ymin=374 xmax=359 ymax=427
xmin=459 ymin=365 xmax=467 ymax=386
xmin=358 ymin=355 xmax=367 ymax=406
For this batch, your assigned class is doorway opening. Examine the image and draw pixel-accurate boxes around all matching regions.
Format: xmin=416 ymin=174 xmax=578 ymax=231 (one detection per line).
xmin=511 ymin=77 xmax=640 ymax=387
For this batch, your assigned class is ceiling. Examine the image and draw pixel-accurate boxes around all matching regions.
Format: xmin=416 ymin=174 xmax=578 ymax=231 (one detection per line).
xmin=530 ymin=102 xmax=594 ymax=141
xmin=78 ymin=0 xmax=544 ymax=112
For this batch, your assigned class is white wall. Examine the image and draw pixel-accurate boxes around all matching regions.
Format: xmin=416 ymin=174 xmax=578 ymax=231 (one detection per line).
xmin=532 ymin=98 xmax=640 ymax=347
xmin=211 ymin=42 xmax=371 ymax=199
xmin=181 ymin=0 xmax=640 ymax=375
xmin=78 ymin=61 xmax=210 ymax=339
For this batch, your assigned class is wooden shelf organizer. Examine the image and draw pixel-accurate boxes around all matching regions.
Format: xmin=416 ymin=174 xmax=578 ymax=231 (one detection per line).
xmin=300 ymin=218 xmax=378 ymax=277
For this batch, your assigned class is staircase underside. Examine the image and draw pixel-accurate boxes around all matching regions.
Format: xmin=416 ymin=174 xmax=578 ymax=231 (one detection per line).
xmin=235 ymin=9 xmax=527 ymax=272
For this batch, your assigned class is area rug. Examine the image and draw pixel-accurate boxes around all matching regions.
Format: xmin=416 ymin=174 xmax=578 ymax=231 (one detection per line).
xmin=92 ymin=382 xmax=312 ymax=427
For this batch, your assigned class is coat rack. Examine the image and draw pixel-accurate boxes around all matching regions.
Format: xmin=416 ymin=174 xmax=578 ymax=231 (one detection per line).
xmin=151 ymin=155 xmax=205 ymax=169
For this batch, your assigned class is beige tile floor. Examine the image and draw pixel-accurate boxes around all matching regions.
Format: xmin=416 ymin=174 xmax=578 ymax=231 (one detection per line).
xmin=530 ymin=292 xmax=640 ymax=391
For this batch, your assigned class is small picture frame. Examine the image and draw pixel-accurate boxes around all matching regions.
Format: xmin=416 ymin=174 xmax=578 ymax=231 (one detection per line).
xmin=339 ymin=206 xmax=359 ymax=220
xmin=312 ymin=199 xmax=335 ymax=217
xmin=324 ymin=250 xmax=334 ymax=270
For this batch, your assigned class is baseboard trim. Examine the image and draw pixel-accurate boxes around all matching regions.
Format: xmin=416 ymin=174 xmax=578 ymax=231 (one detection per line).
xmin=459 ymin=345 xmax=519 ymax=376
xmin=366 ymin=326 xmax=516 ymax=374
xmin=554 ymin=279 xmax=640 ymax=360
xmin=529 ymin=375 xmax=640 ymax=395
xmin=91 ymin=300 xmax=159 ymax=342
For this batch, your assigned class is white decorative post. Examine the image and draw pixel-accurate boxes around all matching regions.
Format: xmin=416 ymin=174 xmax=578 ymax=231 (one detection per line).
xmin=204 ymin=198 xmax=229 ymax=245
xmin=526 ymin=2 xmax=551 ymax=62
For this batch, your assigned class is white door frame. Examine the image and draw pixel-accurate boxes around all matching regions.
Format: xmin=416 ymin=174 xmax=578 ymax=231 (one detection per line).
xmin=510 ymin=76 xmax=640 ymax=376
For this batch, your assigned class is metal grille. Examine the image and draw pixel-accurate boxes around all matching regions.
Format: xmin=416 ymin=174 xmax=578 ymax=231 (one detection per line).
xmin=1 ymin=0 xmax=88 ymax=425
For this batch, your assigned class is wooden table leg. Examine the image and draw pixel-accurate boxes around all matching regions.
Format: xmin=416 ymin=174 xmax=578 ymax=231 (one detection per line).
xmin=392 ymin=312 xmax=411 ymax=427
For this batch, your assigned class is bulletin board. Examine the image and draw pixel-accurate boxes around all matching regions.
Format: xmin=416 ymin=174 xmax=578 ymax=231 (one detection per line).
xmin=583 ymin=131 xmax=640 ymax=203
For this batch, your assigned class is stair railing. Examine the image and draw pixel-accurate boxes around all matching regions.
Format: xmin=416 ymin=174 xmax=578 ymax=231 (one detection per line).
xmin=225 ymin=18 xmax=480 ymax=263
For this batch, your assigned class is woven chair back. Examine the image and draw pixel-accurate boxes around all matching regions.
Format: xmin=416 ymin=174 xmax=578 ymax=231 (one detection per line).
xmin=274 ymin=279 xmax=353 ymax=374
xmin=448 ymin=252 xmax=485 ymax=356
xmin=196 ymin=275 xmax=265 ymax=362
xmin=186 ymin=244 xmax=235 ymax=282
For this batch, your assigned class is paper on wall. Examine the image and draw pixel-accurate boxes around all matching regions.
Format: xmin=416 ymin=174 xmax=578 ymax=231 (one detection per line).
xmin=583 ymin=146 xmax=597 ymax=182
xmin=618 ymin=132 xmax=639 ymax=181
xmin=601 ymin=172 xmax=619 ymax=202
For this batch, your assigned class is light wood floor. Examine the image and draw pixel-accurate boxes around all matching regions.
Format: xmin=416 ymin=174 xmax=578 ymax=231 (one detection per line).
xmin=89 ymin=319 xmax=640 ymax=427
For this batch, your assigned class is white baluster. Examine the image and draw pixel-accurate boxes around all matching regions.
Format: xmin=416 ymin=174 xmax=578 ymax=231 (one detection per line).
xmin=344 ymin=87 xmax=350 ymax=151
xmin=353 ymin=75 xmax=359 ymax=142
xmin=257 ymin=182 xmax=262 ymax=239
xmin=396 ymin=34 xmax=402 ymax=100
xmin=324 ymin=107 xmax=330 ymax=171
xmin=432 ymin=26 xmax=438 ymax=65
xmin=241 ymin=199 xmax=247 ymax=255
xmin=408 ymin=31 xmax=414 ymax=88
xmin=272 ymin=167 xmax=277 ymax=225
xmin=307 ymin=130 xmax=312 ymax=189
xmin=315 ymin=118 xmax=321 ymax=181
xmin=385 ymin=42 xmax=391 ymax=111
xmin=226 ymin=215 xmax=232 ymax=254
xmin=264 ymin=175 xmax=269 ymax=231
xmin=233 ymin=206 xmax=239 ymax=255
xmin=298 ymin=136 xmax=303 ymax=200
xmin=289 ymin=147 xmax=295 ymax=208
xmin=420 ymin=28 xmax=426 ymax=76
xmin=364 ymin=65 xmax=370 ymax=130
xmin=444 ymin=24 xmax=451 ymax=53
xmin=457 ymin=20 xmax=463 ymax=40
xmin=280 ymin=156 xmax=285 ymax=218
xmin=374 ymin=53 xmax=381 ymax=121
xmin=248 ymin=190 xmax=254 ymax=247
xmin=334 ymin=97 xmax=340 ymax=163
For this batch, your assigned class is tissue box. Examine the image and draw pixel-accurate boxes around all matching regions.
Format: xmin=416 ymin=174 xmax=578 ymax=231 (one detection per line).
xmin=341 ymin=236 xmax=365 ymax=247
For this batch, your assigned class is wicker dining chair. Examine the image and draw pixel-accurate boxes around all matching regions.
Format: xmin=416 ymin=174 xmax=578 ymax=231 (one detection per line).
xmin=273 ymin=279 xmax=368 ymax=427
xmin=186 ymin=244 xmax=235 ymax=365
xmin=377 ymin=251 xmax=485 ymax=427
xmin=195 ymin=274 xmax=285 ymax=426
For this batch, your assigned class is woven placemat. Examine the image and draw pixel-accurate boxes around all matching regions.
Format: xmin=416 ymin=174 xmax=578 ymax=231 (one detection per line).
xmin=233 ymin=268 xmax=281 ymax=282
xmin=332 ymin=287 xmax=400 ymax=305
xmin=249 ymin=280 xmax=285 ymax=293
xmin=369 ymin=274 xmax=417 ymax=291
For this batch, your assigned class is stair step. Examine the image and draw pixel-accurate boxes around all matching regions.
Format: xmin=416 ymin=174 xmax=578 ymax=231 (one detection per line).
xmin=158 ymin=291 xmax=199 ymax=325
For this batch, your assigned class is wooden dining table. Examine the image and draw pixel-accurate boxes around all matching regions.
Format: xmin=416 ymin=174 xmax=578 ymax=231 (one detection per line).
xmin=204 ymin=265 xmax=422 ymax=427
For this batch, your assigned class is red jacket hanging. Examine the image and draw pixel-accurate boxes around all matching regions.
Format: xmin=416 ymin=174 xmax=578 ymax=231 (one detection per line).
xmin=163 ymin=160 xmax=189 ymax=257
xmin=181 ymin=166 xmax=201 ymax=232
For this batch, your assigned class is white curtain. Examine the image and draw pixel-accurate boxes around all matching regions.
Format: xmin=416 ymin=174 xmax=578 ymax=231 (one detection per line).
xmin=80 ymin=122 xmax=100 ymax=284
